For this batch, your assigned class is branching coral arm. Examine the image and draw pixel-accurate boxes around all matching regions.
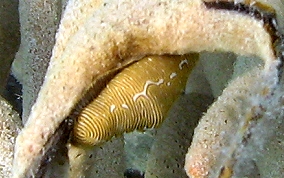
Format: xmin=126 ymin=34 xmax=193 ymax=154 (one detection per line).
xmin=13 ymin=0 xmax=278 ymax=177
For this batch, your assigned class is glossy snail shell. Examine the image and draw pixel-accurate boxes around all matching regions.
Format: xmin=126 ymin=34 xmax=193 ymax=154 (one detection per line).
xmin=72 ymin=54 xmax=198 ymax=146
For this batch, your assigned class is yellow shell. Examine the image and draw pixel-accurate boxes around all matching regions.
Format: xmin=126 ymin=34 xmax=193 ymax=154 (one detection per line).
xmin=72 ymin=54 xmax=198 ymax=146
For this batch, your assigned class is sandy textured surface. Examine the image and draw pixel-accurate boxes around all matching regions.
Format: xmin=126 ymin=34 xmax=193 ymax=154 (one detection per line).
xmin=0 ymin=0 xmax=282 ymax=177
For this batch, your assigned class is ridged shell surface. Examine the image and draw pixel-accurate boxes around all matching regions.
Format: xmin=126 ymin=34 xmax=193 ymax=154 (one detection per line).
xmin=73 ymin=54 xmax=198 ymax=146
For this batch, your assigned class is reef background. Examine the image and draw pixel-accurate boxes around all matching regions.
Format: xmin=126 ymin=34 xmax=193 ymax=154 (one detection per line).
xmin=0 ymin=0 xmax=284 ymax=177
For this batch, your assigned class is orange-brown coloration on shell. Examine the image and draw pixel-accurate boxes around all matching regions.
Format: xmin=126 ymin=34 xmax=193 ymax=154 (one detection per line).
xmin=72 ymin=54 xmax=198 ymax=146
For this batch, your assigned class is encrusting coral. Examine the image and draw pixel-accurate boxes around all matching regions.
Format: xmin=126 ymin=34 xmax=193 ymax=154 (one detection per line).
xmin=0 ymin=0 xmax=281 ymax=177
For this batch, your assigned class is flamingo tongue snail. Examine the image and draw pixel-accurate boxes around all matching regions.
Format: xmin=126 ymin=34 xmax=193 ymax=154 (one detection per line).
xmin=72 ymin=54 xmax=199 ymax=146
